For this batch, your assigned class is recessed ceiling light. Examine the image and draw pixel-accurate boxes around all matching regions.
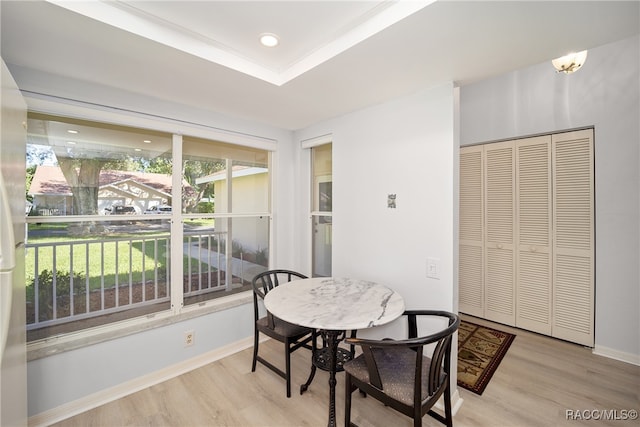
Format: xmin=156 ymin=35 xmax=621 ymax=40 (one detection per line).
xmin=134 ymin=148 xmax=142 ymax=152
xmin=260 ymin=33 xmax=279 ymax=47
xmin=67 ymin=129 xmax=78 ymax=134
xmin=66 ymin=141 xmax=76 ymax=145
xmin=143 ymin=140 xmax=152 ymax=144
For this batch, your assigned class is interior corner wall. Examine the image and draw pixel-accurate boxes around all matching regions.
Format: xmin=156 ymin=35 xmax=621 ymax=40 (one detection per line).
xmin=459 ymin=35 xmax=640 ymax=362
xmin=296 ymin=82 xmax=457 ymax=322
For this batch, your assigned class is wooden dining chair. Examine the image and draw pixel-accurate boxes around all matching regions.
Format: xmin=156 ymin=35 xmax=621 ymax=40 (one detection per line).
xmin=344 ymin=310 xmax=460 ymax=427
xmin=251 ymin=269 xmax=316 ymax=398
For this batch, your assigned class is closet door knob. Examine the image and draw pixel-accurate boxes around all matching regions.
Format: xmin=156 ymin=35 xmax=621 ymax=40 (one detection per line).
xmin=497 ymin=243 xmax=503 ymax=249
xmin=531 ymin=246 xmax=537 ymax=252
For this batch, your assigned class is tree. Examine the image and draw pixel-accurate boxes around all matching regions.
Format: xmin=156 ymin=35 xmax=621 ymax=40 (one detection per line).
xmin=26 ymin=164 xmax=37 ymax=203
xmin=182 ymin=159 xmax=225 ymax=212
xmin=51 ymin=148 xmax=224 ymax=224
xmin=57 ymin=157 xmax=102 ymax=216
xmin=27 ymin=145 xmax=54 ymax=203
xmin=144 ymin=156 xmax=172 ymax=175
xmin=27 ymin=144 xmax=55 ymax=166
xmin=52 ymin=147 xmax=126 ymax=234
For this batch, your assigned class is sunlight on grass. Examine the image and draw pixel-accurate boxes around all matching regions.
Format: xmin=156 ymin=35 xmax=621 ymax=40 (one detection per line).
xmin=26 ymin=231 xmax=211 ymax=291
xmin=26 ymin=239 xmax=170 ymax=291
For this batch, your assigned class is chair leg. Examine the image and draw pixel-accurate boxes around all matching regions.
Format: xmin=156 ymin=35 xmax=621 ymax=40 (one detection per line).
xmin=251 ymin=329 xmax=259 ymax=372
xmin=285 ymin=341 xmax=292 ymax=398
xmin=444 ymin=383 xmax=453 ymax=427
xmin=349 ymin=330 xmax=357 ymax=358
xmin=413 ymin=410 xmax=422 ymax=427
xmin=345 ymin=373 xmax=353 ymax=427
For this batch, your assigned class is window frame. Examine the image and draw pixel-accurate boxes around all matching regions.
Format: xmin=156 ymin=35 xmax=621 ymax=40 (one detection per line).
xmin=24 ymin=99 xmax=276 ymax=358
xmin=304 ymin=137 xmax=332 ymax=278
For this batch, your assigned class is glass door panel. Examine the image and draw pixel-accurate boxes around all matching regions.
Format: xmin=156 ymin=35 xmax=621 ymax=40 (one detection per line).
xmin=311 ymin=143 xmax=332 ymax=277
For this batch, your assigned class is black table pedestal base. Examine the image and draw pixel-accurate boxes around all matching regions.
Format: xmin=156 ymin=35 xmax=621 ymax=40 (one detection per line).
xmin=299 ymin=330 xmax=352 ymax=427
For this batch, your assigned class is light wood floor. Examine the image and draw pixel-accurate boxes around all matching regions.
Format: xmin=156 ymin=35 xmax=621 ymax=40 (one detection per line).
xmin=55 ymin=315 xmax=639 ymax=427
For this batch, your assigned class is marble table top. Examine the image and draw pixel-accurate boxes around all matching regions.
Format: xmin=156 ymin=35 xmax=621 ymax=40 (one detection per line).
xmin=263 ymin=277 xmax=405 ymax=331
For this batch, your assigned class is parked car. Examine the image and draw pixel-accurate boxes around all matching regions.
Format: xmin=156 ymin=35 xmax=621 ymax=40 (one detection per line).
xmin=105 ymin=205 xmax=137 ymax=215
xmin=144 ymin=205 xmax=172 ymax=214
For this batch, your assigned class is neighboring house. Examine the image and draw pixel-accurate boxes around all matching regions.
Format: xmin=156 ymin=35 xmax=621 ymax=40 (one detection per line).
xmin=28 ymin=165 xmax=194 ymax=215
xmin=196 ymin=165 xmax=269 ymax=252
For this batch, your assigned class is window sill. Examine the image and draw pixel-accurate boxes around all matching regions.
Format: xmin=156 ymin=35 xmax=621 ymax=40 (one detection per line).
xmin=27 ymin=291 xmax=253 ymax=362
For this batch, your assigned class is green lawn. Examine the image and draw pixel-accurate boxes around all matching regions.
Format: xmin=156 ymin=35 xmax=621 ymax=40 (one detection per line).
xmin=26 ymin=239 xmax=169 ymax=291
xmin=26 ymin=226 xmax=213 ymax=294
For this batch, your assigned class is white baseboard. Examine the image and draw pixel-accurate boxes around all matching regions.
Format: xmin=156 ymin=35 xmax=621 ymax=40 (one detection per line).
xmin=29 ymin=335 xmax=470 ymax=427
xmin=451 ymin=387 xmax=464 ymax=416
xmin=432 ymin=386 xmax=463 ymax=417
xmin=593 ymin=345 xmax=640 ymax=366
xmin=28 ymin=336 xmax=255 ymax=427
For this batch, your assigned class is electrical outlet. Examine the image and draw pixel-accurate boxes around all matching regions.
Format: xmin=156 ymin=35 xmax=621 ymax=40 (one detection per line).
xmin=184 ymin=330 xmax=194 ymax=347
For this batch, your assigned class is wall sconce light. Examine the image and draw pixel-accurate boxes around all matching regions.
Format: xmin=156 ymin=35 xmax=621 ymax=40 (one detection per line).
xmin=552 ymin=50 xmax=588 ymax=74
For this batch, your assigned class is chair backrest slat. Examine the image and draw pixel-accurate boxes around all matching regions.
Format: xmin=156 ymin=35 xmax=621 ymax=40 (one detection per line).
xmin=347 ymin=310 xmax=459 ymax=399
xmin=428 ymin=336 xmax=450 ymax=395
xmin=408 ymin=313 xmax=419 ymax=339
xmin=362 ymin=345 xmax=383 ymax=389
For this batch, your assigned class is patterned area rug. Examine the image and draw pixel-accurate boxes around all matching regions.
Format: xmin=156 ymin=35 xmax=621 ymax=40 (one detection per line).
xmin=457 ymin=320 xmax=515 ymax=395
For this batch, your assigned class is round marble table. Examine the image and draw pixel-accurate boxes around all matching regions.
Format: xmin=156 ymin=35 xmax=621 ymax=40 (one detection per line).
xmin=263 ymin=277 xmax=405 ymax=427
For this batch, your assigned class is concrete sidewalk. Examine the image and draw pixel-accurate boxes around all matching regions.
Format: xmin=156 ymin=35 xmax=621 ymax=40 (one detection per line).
xmin=183 ymin=242 xmax=267 ymax=285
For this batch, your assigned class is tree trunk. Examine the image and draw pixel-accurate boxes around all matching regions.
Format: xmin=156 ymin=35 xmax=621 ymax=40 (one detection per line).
xmin=56 ymin=156 xmax=104 ymax=234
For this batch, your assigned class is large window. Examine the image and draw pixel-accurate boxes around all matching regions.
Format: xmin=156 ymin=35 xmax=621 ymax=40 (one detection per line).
xmin=181 ymin=137 xmax=270 ymax=307
xmin=25 ymin=114 xmax=270 ymax=341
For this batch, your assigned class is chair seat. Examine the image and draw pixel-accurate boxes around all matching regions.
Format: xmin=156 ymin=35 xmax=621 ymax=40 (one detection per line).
xmin=256 ymin=315 xmax=312 ymax=338
xmin=344 ymin=346 xmax=445 ymax=407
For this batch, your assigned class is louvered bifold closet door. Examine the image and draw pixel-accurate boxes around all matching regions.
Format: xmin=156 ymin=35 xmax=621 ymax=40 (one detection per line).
xmin=484 ymin=141 xmax=516 ymax=325
xmin=552 ymin=129 xmax=594 ymax=347
xmin=459 ymin=146 xmax=484 ymax=317
xmin=516 ymin=136 xmax=552 ymax=334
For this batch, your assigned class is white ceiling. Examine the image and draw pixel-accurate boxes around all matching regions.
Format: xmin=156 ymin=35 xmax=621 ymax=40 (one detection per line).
xmin=1 ymin=1 xmax=639 ymax=130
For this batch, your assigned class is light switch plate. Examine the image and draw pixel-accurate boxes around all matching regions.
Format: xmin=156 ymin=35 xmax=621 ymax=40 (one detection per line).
xmin=387 ymin=194 xmax=396 ymax=208
xmin=426 ymin=257 xmax=440 ymax=279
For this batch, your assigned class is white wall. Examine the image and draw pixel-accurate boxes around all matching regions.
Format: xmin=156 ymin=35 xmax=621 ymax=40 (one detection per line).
xmin=459 ymin=35 xmax=640 ymax=363
xmin=295 ymin=82 xmax=457 ymax=317
xmin=27 ymin=303 xmax=253 ymax=417
xmin=271 ymin=128 xmax=300 ymax=270
xmin=293 ymin=83 xmax=460 ymax=405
